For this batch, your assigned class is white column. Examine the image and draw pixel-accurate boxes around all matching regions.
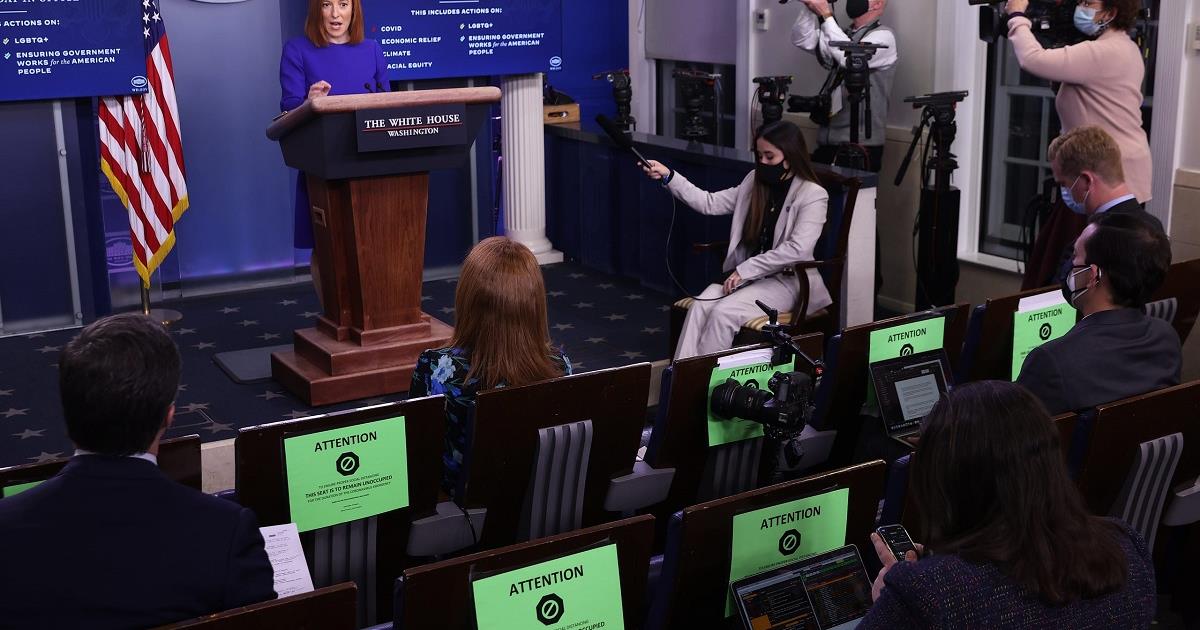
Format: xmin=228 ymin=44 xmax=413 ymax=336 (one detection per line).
xmin=501 ymin=73 xmax=563 ymax=264
xmin=843 ymin=187 xmax=877 ymax=328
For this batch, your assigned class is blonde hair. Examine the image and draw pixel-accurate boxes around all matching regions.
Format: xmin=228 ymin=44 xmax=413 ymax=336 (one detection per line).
xmin=1047 ymin=125 xmax=1125 ymax=185
xmin=450 ymin=237 xmax=563 ymax=389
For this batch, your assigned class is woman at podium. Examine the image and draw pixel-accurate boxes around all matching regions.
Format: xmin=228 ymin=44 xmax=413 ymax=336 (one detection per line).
xmin=641 ymin=120 xmax=831 ymax=360
xmin=409 ymin=237 xmax=573 ymax=497
xmin=279 ymin=0 xmax=388 ymax=293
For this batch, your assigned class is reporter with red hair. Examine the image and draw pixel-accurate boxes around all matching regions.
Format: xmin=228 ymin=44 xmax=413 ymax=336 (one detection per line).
xmin=410 ymin=237 xmax=572 ymax=497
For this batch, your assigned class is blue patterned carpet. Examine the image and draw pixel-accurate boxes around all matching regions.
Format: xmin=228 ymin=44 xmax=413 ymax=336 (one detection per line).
xmin=0 ymin=263 xmax=672 ymax=468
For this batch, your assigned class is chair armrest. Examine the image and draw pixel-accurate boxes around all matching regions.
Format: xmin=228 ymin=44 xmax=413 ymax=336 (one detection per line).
xmin=406 ymin=501 xmax=487 ymax=557
xmin=1162 ymin=476 xmax=1200 ymax=527
xmin=692 ymin=240 xmax=729 ymax=254
xmin=786 ymin=257 xmax=845 ymax=273
xmin=604 ymin=461 xmax=676 ymax=512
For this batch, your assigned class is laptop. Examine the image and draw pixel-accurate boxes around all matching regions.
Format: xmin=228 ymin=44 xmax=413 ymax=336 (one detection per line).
xmin=731 ymin=544 xmax=874 ymax=630
xmin=868 ymin=348 xmax=953 ymax=448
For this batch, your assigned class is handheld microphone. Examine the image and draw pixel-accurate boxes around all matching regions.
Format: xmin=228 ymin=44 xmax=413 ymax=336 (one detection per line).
xmin=595 ymin=114 xmax=652 ymax=170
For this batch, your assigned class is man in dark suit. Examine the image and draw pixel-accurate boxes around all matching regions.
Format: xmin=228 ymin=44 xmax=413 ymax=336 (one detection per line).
xmin=0 ymin=314 xmax=275 ymax=628
xmin=1017 ymin=212 xmax=1180 ymax=415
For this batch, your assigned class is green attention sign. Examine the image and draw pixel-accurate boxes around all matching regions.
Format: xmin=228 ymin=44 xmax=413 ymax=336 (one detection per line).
xmin=472 ymin=543 xmax=625 ymax=630
xmin=1 ymin=480 xmax=43 ymax=498
xmin=1012 ymin=303 xmax=1076 ymax=379
xmin=283 ymin=416 xmax=409 ymax=532
xmin=706 ymin=358 xmax=795 ymax=447
xmin=869 ymin=316 xmax=946 ymax=364
xmin=725 ymin=488 xmax=850 ymax=616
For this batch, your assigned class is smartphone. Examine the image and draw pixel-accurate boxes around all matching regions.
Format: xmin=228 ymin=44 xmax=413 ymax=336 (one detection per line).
xmin=875 ymin=524 xmax=917 ymax=563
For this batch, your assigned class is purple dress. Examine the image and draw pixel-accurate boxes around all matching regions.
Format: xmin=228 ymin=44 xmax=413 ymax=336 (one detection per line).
xmin=279 ymin=36 xmax=389 ymax=248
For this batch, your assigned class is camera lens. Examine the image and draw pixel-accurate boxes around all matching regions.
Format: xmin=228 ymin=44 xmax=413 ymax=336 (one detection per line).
xmin=710 ymin=378 xmax=773 ymax=423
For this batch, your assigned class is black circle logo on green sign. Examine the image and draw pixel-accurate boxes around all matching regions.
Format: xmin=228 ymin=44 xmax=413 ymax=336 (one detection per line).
xmin=1039 ymin=323 xmax=1052 ymax=341
xmin=778 ymin=529 xmax=802 ymax=556
xmin=536 ymin=593 xmax=564 ymax=625
xmin=336 ymin=452 xmax=360 ymax=476
xmin=900 ymin=343 xmax=914 ymax=357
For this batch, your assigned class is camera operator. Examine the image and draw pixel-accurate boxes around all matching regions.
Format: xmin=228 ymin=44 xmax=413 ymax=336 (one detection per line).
xmin=792 ymin=0 xmax=897 ymax=172
xmin=1006 ymin=0 xmax=1151 ymax=290
xmin=1005 ymin=0 xmax=1151 ymax=203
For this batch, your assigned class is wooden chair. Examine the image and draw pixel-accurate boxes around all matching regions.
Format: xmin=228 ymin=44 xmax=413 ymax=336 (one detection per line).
xmin=234 ymin=397 xmax=446 ymax=626
xmin=155 ymin=583 xmax=357 ymax=630
xmin=0 ymin=434 xmax=202 ymax=494
xmin=459 ymin=363 xmax=651 ymax=549
xmin=645 ymin=460 xmax=886 ymax=629
xmin=1073 ymin=381 xmax=1200 ymax=518
xmin=957 ymin=285 xmax=1074 ymax=383
xmin=395 ymin=515 xmax=654 ymax=629
xmin=668 ymin=169 xmax=863 ymax=355
xmin=812 ymin=304 xmax=970 ymax=468
xmin=643 ymin=334 xmax=824 ymax=519
xmin=1145 ymin=257 xmax=1200 ymax=344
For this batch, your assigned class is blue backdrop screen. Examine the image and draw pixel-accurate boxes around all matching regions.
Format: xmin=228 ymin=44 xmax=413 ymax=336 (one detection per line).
xmin=362 ymin=0 xmax=563 ymax=81
xmin=0 ymin=0 xmax=146 ymax=103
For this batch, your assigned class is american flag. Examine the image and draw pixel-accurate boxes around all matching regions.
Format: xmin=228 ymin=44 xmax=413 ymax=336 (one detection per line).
xmin=98 ymin=0 xmax=188 ymax=288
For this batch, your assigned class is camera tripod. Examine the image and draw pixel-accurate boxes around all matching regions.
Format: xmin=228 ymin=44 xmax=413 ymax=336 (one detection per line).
xmin=829 ymin=40 xmax=886 ymax=172
xmin=895 ymin=91 xmax=969 ymax=309
xmin=672 ymin=68 xmax=721 ymax=143
xmin=593 ymin=69 xmax=635 ymax=132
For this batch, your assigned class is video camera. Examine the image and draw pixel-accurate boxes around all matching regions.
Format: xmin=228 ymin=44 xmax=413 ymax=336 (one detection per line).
xmin=672 ymin=68 xmax=721 ymax=140
xmin=970 ymin=0 xmax=1085 ymax=48
xmin=787 ymin=40 xmax=885 ymax=144
xmin=709 ymin=301 xmax=823 ymax=467
xmin=593 ymin=69 xmax=635 ymax=132
xmin=753 ymin=76 xmax=792 ymax=126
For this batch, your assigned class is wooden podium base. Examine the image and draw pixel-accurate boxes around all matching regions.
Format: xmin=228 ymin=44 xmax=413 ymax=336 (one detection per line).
xmin=271 ymin=313 xmax=453 ymax=406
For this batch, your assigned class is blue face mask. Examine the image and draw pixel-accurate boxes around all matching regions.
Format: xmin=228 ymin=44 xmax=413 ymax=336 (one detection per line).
xmin=1074 ymin=6 xmax=1108 ymax=37
xmin=1061 ymin=175 xmax=1090 ymax=215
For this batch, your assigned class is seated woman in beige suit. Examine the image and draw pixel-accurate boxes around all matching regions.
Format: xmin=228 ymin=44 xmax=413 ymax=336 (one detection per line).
xmin=643 ymin=120 xmax=830 ymax=360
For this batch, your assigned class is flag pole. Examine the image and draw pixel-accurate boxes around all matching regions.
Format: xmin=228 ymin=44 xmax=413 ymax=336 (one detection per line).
xmin=141 ymin=279 xmax=182 ymax=327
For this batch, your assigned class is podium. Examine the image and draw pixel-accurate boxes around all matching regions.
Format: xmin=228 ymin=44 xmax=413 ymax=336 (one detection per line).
xmin=267 ymin=87 xmax=501 ymax=406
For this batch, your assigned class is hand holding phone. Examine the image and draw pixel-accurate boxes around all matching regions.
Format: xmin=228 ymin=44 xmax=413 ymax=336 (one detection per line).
xmin=874 ymin=524 xmax=918 ymax=563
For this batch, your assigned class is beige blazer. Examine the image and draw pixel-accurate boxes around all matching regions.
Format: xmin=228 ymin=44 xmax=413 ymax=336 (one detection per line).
xmin=666 ymin=170 xmax=833 ymax=314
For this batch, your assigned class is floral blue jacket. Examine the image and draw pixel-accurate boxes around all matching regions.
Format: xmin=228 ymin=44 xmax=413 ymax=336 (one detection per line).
xmin=409 ymin=346 xmax=572 ymax=496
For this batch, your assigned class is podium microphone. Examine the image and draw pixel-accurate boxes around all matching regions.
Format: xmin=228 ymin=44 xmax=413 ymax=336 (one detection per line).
xmin=376 ymin=82 xmax=386 ymax=93
xmin=363 ymin=82 xmax=374 ymax=93
xmin=595 ymin=114 xmax=652 ymax=170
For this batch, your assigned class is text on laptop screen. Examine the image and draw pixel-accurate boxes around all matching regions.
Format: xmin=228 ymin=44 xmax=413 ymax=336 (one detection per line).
xmin=735 ymin=565 xmax=820 ymax=630
xmin=797 ymin=546 xmax=874 ymax=629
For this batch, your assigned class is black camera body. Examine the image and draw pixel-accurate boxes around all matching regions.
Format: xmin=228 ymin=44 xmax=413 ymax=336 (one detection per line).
xmin=708 ymin=301 xmax=823 ymax=469
xmin=788 ymin=92 xmax=833 ymax=126
xmin=971 ymin=0 xmax=1085 ymax=48
xmin=711 ymin=370 xmax=814 ymax=438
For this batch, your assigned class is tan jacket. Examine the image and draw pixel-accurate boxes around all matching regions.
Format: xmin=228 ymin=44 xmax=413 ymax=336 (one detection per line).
xmin=666 ymin=170 xmax=833 ymax=314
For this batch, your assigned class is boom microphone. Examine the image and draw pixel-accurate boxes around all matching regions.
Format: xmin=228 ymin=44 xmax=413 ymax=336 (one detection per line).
xmin=595 ymin=114 xmax=652 ymax=169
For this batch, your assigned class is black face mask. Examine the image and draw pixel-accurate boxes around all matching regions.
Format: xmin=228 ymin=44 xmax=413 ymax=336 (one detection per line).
xmin=846 ymin=0 xmax=870 ymax=20
xmin=755 ymin=161 xmax=790 ymax=186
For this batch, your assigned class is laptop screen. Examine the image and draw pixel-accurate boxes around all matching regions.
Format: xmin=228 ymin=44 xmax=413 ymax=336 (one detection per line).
xmin=869 ymin=349 xmax=952 ymax=437
xmin=732 ymin=545 xmax=872 ymax=630
xmin=796 ymin=546 xmax=874 ymax=630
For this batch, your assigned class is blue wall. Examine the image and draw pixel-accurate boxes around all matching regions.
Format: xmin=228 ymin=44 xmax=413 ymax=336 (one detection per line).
xmin=0 ymin=0 xmax=629 ymax=318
